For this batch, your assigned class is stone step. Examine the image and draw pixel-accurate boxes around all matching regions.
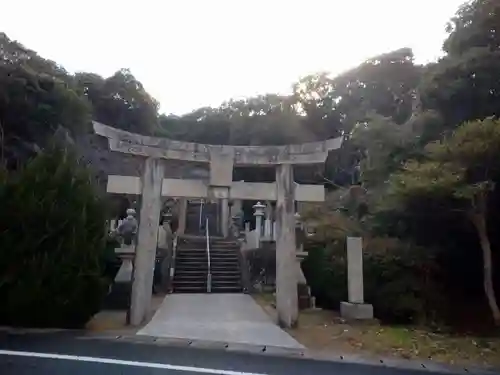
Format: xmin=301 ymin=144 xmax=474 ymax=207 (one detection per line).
xmin=175 ymin=268 xmax=207 ymax=273
xmin=178 ymin=236 xmax=238 ymax=244
xmin=211 ymin=280 xmax=241 ymax=285
xmin=177 ymin=269 xmax=240 ymax=275
xmin=211 ymin=273 xmax=241 ymax=279
xmin=173 ymin=275 xmax=207 ymax=285
xmin=178 ymin=245 xmax=239 ymax=251
xmin=211 ymin=281 xmax=241 ymax=287
xmin=177 ymin=264 xmax=239 ymax=270
xmin=177 ymin=246 xmax=238 ymax=250
xmin=177 ymin=251 xmax=209 ymax=255
xmin=177 ymin=253 xmax=239 ymax=259
xmin=212 ymin=255 xmax=240 ymax=260
xmin=173 ymin=287 xmax=208 ymax=293
xmin=175 ymin=275 xmax=209 ymax=281
xmin=210 ymin=286 xmax=243 ymax=293
xmin=211 ymin=275 xmax=240 ymax=280
xmin=176 ymin=260 xmax=208 ymax=265
xmin=190 ymin=253 xmax=238 ymax=258
xmin=176 ymin=263 xmax=208 ymax=268
xmin=174 ymin=279 xmax=208 ymax=285
xmin=177 ymin=255 xmax=238 ymax=262
xmin=211 ymin=257 xmax=239 ymax=262
xmin=211 ymin=263 xmax=240 ymax=268
xmin=210 ymin=251 xmax=239 ymax=256
xmin=210 ymin=269 xmax=241 ymax=277
xmin=176 ymin=254 xmax=208 ymax=259
xmin=173 ymin=280 xmax=207 ymax=287
xmin=177 ymin=248 xmax=239 ymax=253
xmin=180 ymin=239 xmax=239 ymax=244
xmin=173 ymin=286 xmax=242 ymax=293
xmin=177 ymin=258 xmax=212 ymax=263
xmin=176 ymin=256 xmax=239 ymax=265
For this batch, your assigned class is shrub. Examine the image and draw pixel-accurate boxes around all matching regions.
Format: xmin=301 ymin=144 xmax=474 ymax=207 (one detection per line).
xmin=0 ymin=146 xmax=112 ymax=328
xmin=303 ymin=237 xmax=442 ymax=324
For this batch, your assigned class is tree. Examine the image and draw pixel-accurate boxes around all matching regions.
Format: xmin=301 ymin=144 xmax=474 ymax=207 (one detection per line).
xmin=0 ymin=146 xmax=111 ymax=327
xmin=389 ymin=117 xmax=500 ymax=325
xmin=75 ymin=69 xmax=159 ymax=135
xmin=0 ymin=32 xmax=70 ymax=81
xmin=444 ymin=0 xmax=500 ymax=56
xmin=0 ymin=34 xmax=90 ymax=167
xmin=421 ymin=0 xmax=500 ymax=127
xmin=158 ymin=94 xmax=316 ymax=146
xmin=420 ymin=47 xmax=500 ymax=127
xmin=293 ymin=48 xmax=422 ymax=185
xmin=294 ymin=48 xmax=421 ymax=136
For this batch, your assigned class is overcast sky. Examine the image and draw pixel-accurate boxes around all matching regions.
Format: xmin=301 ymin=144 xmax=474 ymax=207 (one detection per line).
xmin=2 ymin=0 xmax=465 ymax=115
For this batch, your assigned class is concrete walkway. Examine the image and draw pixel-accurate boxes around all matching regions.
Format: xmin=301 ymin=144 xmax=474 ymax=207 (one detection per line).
xmin=137 ymin=294 xmax=304 ymax=349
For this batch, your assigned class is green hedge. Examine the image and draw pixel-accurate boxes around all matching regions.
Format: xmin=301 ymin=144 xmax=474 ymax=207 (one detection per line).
xmin=302 ymin=238 xmax=442 ymax=324
xmin=0 ymin=146 xmax=112 ymax=328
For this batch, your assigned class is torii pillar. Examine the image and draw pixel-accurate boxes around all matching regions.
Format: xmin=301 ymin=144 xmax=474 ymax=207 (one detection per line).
xmin=275 ymin=163 xmax=298 ymax=327
xmin=131 ymin=157 xmax=164 ymax=325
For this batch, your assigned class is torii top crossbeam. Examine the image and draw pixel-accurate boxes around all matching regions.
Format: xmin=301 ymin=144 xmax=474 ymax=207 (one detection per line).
xmin=93 ymin=121 xmax=343 ymax=166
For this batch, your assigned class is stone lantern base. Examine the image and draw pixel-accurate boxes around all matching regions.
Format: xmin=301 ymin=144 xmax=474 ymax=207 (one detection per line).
xmin=296 ymin=251 xmax=312 ymax=310
xmin=340 ymin=301 xmax=374 ymax=320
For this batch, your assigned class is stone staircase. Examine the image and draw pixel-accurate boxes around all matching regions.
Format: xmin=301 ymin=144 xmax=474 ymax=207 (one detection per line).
xmin=173 ymin=235 xmax=243 ymax=293
xmin=185 ymin=200 xmax=219 ymax=236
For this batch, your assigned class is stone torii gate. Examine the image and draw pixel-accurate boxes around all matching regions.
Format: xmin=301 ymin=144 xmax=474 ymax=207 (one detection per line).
xmin=94 ymin=121 xmax=343 ymax=328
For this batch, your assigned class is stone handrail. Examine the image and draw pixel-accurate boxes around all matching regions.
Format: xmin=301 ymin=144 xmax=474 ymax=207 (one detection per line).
xmin=205 ymin=217 xmax=211 ymax=293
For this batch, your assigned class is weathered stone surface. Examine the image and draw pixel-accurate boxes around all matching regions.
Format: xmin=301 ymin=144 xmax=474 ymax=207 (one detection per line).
xmin=209 ymin=147 xmax=234 ymax=186
xmin=70 ymin=130 xmax=209 ymax=193
xmin=221 ymin=195 xmax=230 ymax=237
xmin=177 ymin=198 xmax=187 ymax=234
xmin=346 ymin=237 xmax=364 ymax=304
xmin=275 ymin=164 xmax=298 ymax=328
xmin=340 ymin=237 xmax=373 ymax=320
xmin=93 ymin=121 xmax=343 ymax=166
xmin=130 ymin=158 xmax=164 ymax=326
xmin=137 ymin=294 xmax=304 ymax=349
xmin=106 ymin=176 xmax=325 ymax=202
xmin=340 ymin=302 xmax=374 ymax=320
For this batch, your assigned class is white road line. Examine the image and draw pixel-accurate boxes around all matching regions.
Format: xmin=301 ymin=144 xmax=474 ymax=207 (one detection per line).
xmin=0 ymin=349 xmax=268 ymax=375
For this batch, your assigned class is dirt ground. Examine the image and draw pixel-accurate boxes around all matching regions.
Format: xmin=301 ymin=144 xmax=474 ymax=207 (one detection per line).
xmin=252 ymin=294 xmax=500 ymax=369
xmin=85 ymin=294 xmax=165 ymax=334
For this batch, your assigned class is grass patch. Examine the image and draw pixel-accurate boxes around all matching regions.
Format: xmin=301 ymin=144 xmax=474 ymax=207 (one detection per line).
xmin=253 ymin=293 xmax=500 ymax=369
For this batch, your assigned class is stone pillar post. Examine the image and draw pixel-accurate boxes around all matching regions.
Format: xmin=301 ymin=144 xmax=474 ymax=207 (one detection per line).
xmin=130 ymin=157 xmax=164 ymax=326
xmin=340 ymin=237 xmax=374 ymax=320
xmin=253 ymin=201 xmax=265 ymax=246
xmin=221 ymin=195 xmax=230 ymax=238
xmin=264 ymin=201 xmax=273 ymax=240
xmin=295 ymin=212 xmax=304 ymax=253
xmin=177 ymin=198 xmax=187 ymax=235
xmin=244 ymin=222 xmax=251 ymax=248
xmin=275 ymin=163 xmax=298 ymax=328
xmin=159 ymin=213 xmax=173 ymax=292
xmin=295 ymin=212 xmax=311 ymax=310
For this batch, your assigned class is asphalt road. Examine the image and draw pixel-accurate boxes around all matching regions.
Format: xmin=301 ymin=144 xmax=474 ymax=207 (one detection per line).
xmin=0 ymin=331 xmax=496 ymax=375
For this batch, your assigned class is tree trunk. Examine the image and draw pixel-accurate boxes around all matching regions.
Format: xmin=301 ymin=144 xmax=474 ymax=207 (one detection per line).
xmin=469 ymin=205 xmax=500 ymax=326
